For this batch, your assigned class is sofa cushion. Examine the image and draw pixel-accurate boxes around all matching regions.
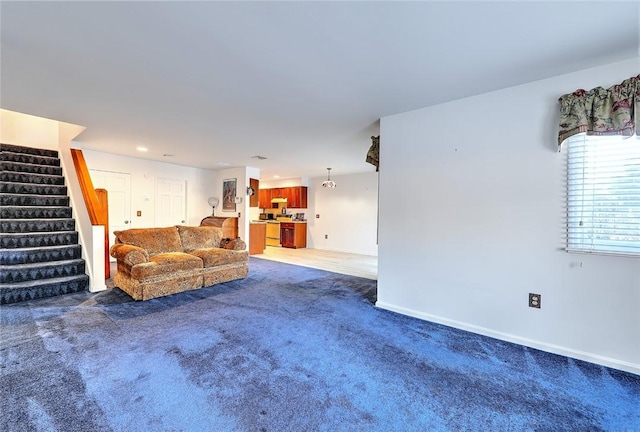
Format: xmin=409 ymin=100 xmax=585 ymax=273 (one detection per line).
xmin=177 ymin=225 xmax=223 ymax=252
xmin=130 ymin=252 xmax=203 ymax=280
xmin=189 ymin=248 xmax=249 ymax=267
xmin=114 ymin=226 xmax=183 ymax=255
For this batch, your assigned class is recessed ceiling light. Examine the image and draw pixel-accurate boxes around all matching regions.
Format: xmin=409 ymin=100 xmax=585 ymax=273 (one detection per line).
xmin=136 ymin=146 xmax=148 ymax=152
xmin=273 ymin=175 xmax=280 ymax=179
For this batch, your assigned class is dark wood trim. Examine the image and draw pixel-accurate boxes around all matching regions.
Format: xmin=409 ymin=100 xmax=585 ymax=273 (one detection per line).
xmin=95 ymin=188 xmax=110 ymax=278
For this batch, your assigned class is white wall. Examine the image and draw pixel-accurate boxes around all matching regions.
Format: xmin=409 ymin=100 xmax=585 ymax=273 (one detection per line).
xmin=261 ymin=177 xmax=309 ymax=188
xmin=82 ymin=150 xmax=216 ymax=228
xmin=377 ymin=58 xmax=640 ymax=374
xmin=308 ymin=172 xmax=379 ymax=256
xmin=211 ymin=166 xmax=256 ymax=240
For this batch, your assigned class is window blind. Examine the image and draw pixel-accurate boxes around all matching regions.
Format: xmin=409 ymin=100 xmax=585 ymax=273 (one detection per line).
xmin=566 ymin=134 xmax=640 ymax=256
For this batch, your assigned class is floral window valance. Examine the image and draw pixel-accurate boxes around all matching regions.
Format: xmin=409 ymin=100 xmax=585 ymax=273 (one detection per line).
xmin=366 ymin=135 xmax=379 ymax=171
xmin=557 ymin=74 xmax=639 ymax=151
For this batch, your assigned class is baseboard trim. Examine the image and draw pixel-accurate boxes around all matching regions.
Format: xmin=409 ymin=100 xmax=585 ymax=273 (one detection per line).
xmin=312 ymin=246 xmax=378 ymax=257
xmin=375 ymin=301 xmax=640 ymax=376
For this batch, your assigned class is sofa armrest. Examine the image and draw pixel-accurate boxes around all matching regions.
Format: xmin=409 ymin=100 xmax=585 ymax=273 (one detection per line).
xmin=220 ymin=238 xmax=247 ymax=251
xmin=110 ymin=244 xmax=150 ymax=266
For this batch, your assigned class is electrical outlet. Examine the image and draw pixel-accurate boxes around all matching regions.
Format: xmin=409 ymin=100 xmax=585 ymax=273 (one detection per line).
xmin=529 ymin=293 xmax=541 ymax=308
xmin=316 ymin=214 xmax=320 ymax=218
xmin=324 ymin=234 xmax=328 ymax=239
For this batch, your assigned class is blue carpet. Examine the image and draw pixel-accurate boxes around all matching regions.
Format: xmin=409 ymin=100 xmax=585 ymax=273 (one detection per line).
xmin=1 ymin=257 xmax=638 ymax=431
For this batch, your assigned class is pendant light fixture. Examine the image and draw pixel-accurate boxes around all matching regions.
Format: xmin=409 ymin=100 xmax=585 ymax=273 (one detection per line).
xmin=322 ymin=168 xmax=336 ymax=188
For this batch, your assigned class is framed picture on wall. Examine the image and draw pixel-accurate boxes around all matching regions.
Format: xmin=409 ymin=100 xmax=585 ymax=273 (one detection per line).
xmin=222 ymin=178 xmax=237 ymax=212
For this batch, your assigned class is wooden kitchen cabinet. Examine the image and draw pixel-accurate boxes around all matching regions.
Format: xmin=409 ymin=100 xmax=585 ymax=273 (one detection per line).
xmin=299 ymin=186 xmax=308 ymax=208
xmin=287 ymin=186 xmax=307 ymax=209
xmin=280 ymin=223 xmax=293 ymax=248
xmin=249 ymin=178 xmax=259 ymax=208
xmin=249 ymin=222 xmax=266 ymax=254
xmin=280 ymin=222 xmax=306 ymax=248
xmin=258 ymin=186 xmax=308 ymax=209
xmin=258 ymin=189 xmax=270 ymax=208
xmin=271 ymin=188 xmax=285 ymax=199
xmin=280 ymin=187 xmax=291 ymax=203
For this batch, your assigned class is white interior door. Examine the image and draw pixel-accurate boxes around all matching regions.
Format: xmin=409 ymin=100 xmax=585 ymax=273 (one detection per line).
xmin=156 ymin=177 xmax=187 ymax=226
xmin=89 ymin=170 xmax=132 ymax=261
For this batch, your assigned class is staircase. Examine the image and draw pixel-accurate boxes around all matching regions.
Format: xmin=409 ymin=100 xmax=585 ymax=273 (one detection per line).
xmin=0 ymin=143 xmax=89 ymax=304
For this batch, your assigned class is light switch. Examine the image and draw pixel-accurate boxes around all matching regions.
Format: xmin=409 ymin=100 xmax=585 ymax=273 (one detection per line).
xmin=136 ymin=211 xmax=142 ymax=217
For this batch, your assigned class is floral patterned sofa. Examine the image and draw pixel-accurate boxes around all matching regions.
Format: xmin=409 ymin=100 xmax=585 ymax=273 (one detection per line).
xmin=109 ymin=225 xmax=248 ymax=300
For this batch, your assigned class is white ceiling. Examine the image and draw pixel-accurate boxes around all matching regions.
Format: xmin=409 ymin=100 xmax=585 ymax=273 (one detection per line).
xmin=2 ymin=1 xmax=638 ymax=180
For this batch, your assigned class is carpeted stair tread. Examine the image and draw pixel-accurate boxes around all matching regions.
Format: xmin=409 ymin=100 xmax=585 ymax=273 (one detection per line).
xmin=0 ymin=244 xmax=82 ymax=265
xmin=1 ymin=206 xmax=72 ymax=219
xmin=1 ymin=150 xmax=60 ymax=167
xmin=0 ymin=181 xmax=68 ymax=195
xmin=0 ymin=193 xmax=70 ymax=207
xmin=1 ymin=160 xmax=63 ymax=176
xmin=1 ymin=259 xmax=86 ymax=283
xmin=1 ymin=218 xmax=76 ymax=233
xmin=0 ymin=274 xmax=89 ymax=304
xmin=0 ymin=231 xmax=79 ymax=248
xmin=1 ymin=143 xmax=88 ymax=303
xmin=1 ymin=143 xmax=59 ymax=158
xmin=0 ymin=171 xmax=65 ymax=185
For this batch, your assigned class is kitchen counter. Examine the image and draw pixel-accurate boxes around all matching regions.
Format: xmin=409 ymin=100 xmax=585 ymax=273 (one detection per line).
xmin=249 ymin=222 xmax=266 ymax=254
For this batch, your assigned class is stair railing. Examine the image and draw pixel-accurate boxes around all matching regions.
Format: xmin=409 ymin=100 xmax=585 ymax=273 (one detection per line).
xmin=70 ymin=149 xmax=110 ymax=278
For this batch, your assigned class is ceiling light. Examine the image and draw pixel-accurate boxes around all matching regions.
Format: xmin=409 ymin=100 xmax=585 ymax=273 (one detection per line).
xmin=136 ymin=146 xmax=148 ymax=152
xmin=322 ymin=168 xmax=336 ymax=188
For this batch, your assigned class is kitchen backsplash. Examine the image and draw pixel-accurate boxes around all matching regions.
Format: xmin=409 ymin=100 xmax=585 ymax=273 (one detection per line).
xmin=263 ymin=203 xmax=306 ymax=220
xmin=264 ymin=202 xmax=287 ymax=215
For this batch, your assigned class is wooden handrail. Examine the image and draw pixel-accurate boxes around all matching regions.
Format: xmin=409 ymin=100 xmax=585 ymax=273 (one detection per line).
xmin=71 ymin=149 xmax=110 ymax=278
xmin=71 ymin=149 xmax=104 ymax=225
xmin=95 ymin=188 xmax=110 ymax=279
